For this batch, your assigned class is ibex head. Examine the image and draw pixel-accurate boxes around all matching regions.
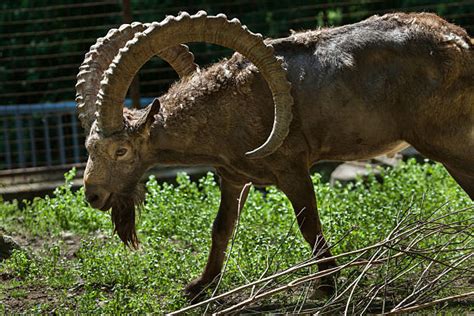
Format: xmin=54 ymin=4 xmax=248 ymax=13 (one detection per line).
xmin=76 ymin=11 xmax=294 ymax=247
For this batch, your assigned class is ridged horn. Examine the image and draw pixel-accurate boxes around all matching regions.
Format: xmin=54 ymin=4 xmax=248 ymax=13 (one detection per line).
xmin=76 ymin=22 xmax=197 ymax=133
xmin=96 ymin=11 xmax=293 ymax=158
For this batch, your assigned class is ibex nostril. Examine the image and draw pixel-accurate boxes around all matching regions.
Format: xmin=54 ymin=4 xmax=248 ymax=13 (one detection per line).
xmin=86 ymin=193 xmax=99 ymax=204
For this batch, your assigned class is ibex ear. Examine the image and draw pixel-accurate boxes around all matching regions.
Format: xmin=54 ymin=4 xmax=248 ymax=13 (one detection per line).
xmin=135 ymin=98 xmax=161 ymax=132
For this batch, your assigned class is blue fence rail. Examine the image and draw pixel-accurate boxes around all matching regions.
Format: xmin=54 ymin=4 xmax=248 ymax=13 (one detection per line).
xmin=0 ymin=98 xmax=154 ymax=170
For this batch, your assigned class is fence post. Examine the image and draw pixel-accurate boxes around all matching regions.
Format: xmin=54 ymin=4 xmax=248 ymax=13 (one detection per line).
xmin=14 ymin=114 xmax=25 ymax=168
xmin=122 ymin=0 xmax=141 ymax=109
xmin=56 ymin=114 xmax=66 ymax=165
xmin=71 ymin=114 xmax=80 ymax=163
xmin=2 ymin=118 xmax=12 ymax=169
xmin=42 ymin=116 xmax=52 ymax=166
xmin=28 ymin=117 xmax=37 ymax=167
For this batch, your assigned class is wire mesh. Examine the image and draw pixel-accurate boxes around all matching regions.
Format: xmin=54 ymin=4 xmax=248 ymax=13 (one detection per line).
xmin=0 ymin=0 xmax=473 ymax=171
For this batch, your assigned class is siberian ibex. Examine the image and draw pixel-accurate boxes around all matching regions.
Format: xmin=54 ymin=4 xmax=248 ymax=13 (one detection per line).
xmin=76 ymin=11 xmax=473 ymax=299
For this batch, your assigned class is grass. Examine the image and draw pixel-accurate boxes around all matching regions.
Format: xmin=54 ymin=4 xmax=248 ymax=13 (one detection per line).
xmin=0 ymin=159 xmax=472 ymax=314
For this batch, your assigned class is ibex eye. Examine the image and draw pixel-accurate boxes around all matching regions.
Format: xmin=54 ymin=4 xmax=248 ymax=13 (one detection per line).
xmin=115 ymin=148 xmax=128 ymax=157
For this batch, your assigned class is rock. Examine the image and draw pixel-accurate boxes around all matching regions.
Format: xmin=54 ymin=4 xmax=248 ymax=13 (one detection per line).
xmin=330 ymin=154 xmax=402 ymax=186
xmin=0 ymin=235 xmax=21 ymax=260
xmin=60 ymin=231 xmax=75 ymax=240
xmin=330 ymin=161 xmax=379 ymax=186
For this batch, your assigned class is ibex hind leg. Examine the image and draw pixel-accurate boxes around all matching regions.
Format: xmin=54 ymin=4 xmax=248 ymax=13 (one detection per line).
xmin=407 ymin=127 xmax=474 ymax=200
xmin=410 ymin=146 xmax=474 ymax=200
xmin=443 ymin=165 xmax=474 ymax=200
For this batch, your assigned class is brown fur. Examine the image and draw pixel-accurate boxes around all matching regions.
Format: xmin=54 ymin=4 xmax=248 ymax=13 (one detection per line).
xmin=82 ymin=13 xmax=474 ymax=301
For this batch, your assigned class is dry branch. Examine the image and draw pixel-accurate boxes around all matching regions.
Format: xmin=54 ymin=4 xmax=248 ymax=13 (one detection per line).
xmin=386 ymin=291 xmax=474 ymax=315
xmin=170 ymin=204 xmax=473 ymax=315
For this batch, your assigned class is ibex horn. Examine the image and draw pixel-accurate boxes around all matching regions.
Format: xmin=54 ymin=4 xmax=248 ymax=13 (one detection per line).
xmin=76 ymin=22 xmax=197 ymax=133
xmin=96 ymin=11 xmax=293 ymax=158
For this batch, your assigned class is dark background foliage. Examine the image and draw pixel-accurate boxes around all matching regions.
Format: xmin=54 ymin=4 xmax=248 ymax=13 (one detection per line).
xmin=0 ymin=1 xmax=472 ymax=171
xmin=1 ymin=0 xmax=473 ymax=106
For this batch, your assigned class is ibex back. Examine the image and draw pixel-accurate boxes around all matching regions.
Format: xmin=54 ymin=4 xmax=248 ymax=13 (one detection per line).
xmin=76 ymin=11 xmax=474 ymax=300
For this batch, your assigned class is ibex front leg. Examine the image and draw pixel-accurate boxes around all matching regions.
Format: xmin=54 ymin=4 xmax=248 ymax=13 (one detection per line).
xmin=185 ymin=177 xmax=250 ymax=301
xmin=277 ymin=169 xmax=337 ymax=296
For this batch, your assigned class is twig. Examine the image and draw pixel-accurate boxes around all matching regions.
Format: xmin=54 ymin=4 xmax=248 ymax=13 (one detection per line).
xmin=344 ymin=248 xmax=387 ymax=315
xmin=215 ymin=252 xmax=406 ymax=315
xmin=203 ymin=182 xmax=252 ymax=314
xmin=391 ymin=252 xmax=473 ymax=311
xmin=171 ymin=240 xmax=393 ymax=314
xmin=169 ymin=204 xmax=473 ymax=315
xmin=386 ymin=291 xmax=474 ymax=314
xmin=358 ymin=257 xmax=420 ymax=314
xmin=259 ymin=207 xmax=305 ymax=280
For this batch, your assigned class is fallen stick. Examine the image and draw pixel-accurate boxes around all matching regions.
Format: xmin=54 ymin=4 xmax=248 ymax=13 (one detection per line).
xmin=386 ymin=291 xmax=474 ymax=315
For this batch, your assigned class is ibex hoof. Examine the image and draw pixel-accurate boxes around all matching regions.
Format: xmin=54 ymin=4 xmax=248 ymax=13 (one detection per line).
xmin=311 ymin=275 xmax=337 ymax=300
xmin=184 ymin=278 xmax=209 ymax=303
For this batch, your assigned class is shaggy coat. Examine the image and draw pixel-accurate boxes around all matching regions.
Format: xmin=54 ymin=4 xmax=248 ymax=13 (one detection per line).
xmin=81 ymin=12 xmax=473 ymax=300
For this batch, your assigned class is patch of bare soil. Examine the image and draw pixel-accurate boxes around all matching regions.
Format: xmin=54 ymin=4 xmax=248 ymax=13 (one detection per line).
xmin=0 ymin=230 xmax=86 ymax=313
xmin=1 ymin=284 xmax=61 ymax=313
xmin=59 ymin=231 xmax=84 ymax=259
xmin=0 ymin=228 xmax=83 ymax=259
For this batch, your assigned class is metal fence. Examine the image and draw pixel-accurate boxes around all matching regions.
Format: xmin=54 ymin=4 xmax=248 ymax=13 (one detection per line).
xmin=0 ymin=98 xmax=154 ymax=170
xmin=1 ymin=0 xmax=473 ymax=171
xmin=1 ymin=102 xmax=81 ymax=169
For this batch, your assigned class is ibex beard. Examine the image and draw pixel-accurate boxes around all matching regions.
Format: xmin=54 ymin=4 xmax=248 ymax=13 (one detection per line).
xmin=109 ymin=185 xmax=145 ymax=249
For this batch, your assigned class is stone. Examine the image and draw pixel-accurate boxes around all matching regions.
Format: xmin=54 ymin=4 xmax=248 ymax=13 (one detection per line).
xmin=330 ymin=154 xmax=403 ymax=186
xmin=0 ymin=235 xmax=21 ymax=260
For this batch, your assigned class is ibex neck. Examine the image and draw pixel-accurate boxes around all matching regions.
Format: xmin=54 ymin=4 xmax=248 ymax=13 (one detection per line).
xmin=148 ymin=61 xmax=246 ymax=165
xmin=148 ymin=54 xmax=272 ymax=167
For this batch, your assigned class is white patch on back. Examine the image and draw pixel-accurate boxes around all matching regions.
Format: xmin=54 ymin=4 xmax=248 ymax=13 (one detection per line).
xmin=443 ymin=33 xmax=469 ymax=49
